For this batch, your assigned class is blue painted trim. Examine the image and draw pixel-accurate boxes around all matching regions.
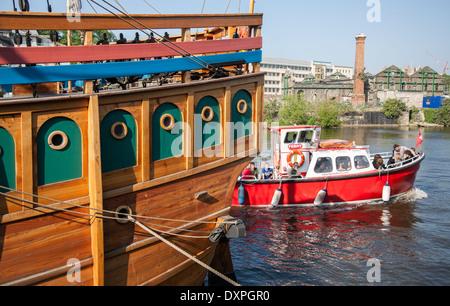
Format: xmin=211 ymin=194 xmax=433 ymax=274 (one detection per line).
xmin=0 ymin=50 xmax=262 ymax=85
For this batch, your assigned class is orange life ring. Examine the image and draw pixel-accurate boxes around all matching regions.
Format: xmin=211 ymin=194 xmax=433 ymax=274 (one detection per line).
xmin=286 ymin=150 xmax=305 ymax=167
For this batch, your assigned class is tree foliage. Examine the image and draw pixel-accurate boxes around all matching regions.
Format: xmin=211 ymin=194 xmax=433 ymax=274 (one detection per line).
xmin=263 ymin=98 xmax=281 ymax=126
xmin=278 ymin=94 xmax=313 ymax=126
xmin=435 ymin=99 xmax=450 ymax=126
xmin=381 ymin=98 xmax=407 ymax=119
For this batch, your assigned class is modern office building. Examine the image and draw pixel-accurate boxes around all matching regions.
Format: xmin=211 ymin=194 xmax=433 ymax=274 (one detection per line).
xmin=261 ymin=57 xmax=353 ymax=98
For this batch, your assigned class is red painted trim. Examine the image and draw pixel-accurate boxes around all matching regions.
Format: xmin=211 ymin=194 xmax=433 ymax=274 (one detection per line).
xmin=0 ymin=37 xmax=262 ymax=65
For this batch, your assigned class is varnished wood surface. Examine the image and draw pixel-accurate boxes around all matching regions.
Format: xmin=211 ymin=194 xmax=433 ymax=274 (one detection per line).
xmin=0 ymin=12 xmax=263 ymax=31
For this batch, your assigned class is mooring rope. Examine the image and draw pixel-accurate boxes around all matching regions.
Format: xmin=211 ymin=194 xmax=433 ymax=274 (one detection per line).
xmin=128 ymin=215 xmax=241 ymax=286
xmin=0 ymin=185 xmax=238 ymax=226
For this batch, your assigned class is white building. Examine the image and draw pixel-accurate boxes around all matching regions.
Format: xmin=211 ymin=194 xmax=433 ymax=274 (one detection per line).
xmin=261 ymin=57 xmax=353 ymax=98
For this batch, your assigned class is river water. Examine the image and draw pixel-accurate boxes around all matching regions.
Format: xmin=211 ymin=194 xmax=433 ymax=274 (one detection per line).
xmin=228 ymin=126 xmax=450 ymax=286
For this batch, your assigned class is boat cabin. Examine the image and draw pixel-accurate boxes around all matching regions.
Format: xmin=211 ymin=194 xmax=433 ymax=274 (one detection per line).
xmin=269 ymin=125 xmax=375 ymax=179
xmin=270 ymin=125 xmax=322 ymax=176
xmin=305 ymin=148 xmax=373 ymax=178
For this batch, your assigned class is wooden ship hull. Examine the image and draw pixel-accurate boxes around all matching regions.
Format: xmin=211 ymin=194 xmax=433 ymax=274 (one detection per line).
xmin=0 ymin=5 xmax=264 ymax=286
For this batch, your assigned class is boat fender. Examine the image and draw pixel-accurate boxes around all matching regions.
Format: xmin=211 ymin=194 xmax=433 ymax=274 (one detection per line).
xmin=382 ymin=183 xmax=391 ymax=204
xmin=314 ymin=188 xmax=327 ymax=205
xmin=271 ymin=188 xmax=282 ymax=207
xmin=238 ymin=184 xmax=245 ymax=205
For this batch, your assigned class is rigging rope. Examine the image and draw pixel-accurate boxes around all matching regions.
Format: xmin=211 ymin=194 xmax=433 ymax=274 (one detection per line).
xmin=89 ymin=0 xmax=214 ymax=71
xmin=129 ymin=215 xmax=241 ymax=286
xmin=0 ymin=189 xmax=212 ymax=238
xmin=141 ymin=0 xmax=161 ymax=14
xmin=0 ymin=187 xmax=240 ymax=285
xmin=0 ymin=185 xmax=238 ymax=226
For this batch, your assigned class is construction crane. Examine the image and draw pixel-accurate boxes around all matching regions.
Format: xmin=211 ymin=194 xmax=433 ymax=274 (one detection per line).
xmin=427 ymin=50 xmax=449 ymax=75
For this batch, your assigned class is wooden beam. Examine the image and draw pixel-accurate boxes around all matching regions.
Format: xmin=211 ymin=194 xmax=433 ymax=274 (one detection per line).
xmin=223 ymin=86 xmax=232 ymax=158
xmin=141 ymin=99 xmax=150 ymax=182
xmin=0 ymin=37 xmax=262 ymax=65
xmin=0 ymin=50 xmax=262 ymax=85
xmin=20 ymin=111 xmax=33 ymax=209
xmin=87 ymin=95 xmax=104 ymax=286
xmin=0 ymin=12 xmax=263 ymax=31
xmin=185 ymin=93 xmax=194 ymax=170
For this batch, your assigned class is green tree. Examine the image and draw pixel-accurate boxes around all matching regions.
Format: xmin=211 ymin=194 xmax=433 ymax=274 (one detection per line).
xmin=263 ymin=98 xmax=281 ymax=125
xmin=381 ymin=98 xmax=407 ymax=119
xmin=436 ymin=99 xmax=450 ymax=126
xmin=278 ymin=94 xmax=313 ymax=125
xmin=315 ymin=100 xmax=343 ymax=128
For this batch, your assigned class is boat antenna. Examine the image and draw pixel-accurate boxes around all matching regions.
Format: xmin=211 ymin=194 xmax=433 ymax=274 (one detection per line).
xmin=89 ymin=0 xmax=214 ymax=70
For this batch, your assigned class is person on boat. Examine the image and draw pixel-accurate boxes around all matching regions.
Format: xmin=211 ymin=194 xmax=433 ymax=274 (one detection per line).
xmin=289 ymin=162 xmax=301 ymax=178
xmin=241 ymin=163 xmax=256 ymax=179
xmin=388 ymin=144 xmax=408 ymax=165
xmin=394 ymin=144 xmax=409 ymax=157
xmin=372 ymin=154 xmax=385 ymax=170
xmin=261 ymin=163 xmax=274 ymax=180
xmin=403 ymin=150 xmax=414 ymax=164
xmin=388 ymin=153 xmax=402 ymax=166
xmin=249 ymin=162 xmax=259 ymax=179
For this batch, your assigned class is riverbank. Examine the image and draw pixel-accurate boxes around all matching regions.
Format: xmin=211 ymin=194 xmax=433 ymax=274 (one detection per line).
xmin=340 ymin=110 xmax=445 ymax=127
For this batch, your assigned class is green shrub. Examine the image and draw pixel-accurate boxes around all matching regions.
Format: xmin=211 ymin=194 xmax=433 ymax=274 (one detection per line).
xmin=315 ymin=100 xmax=343 ymax=127
xmin=278 ymin=94 xmax=313 ymax=125
xmin=436 ymin=99 xmax=450 ymax=126
xmin=423 ymin=108 xmax=438 ymax=124
xmin=381 ymin=98 xmax=407 ymax=119
xmin=263 ymin=98 xmax=280 ymax=125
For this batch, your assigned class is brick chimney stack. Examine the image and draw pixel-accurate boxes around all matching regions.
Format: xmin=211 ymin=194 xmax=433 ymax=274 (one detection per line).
xmin=352 ymin=33 xmax=367 ymax=106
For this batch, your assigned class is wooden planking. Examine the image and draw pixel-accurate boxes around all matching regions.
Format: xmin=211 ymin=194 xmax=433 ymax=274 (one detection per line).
xmin=0 ymin=50 xmax=263 ymax=85
xmin=87 ymin=95 xmax=105 ymax=286
xmin=0 ymin=73 xmax=261 ymax=285
xmin=0 ymin=207 xmax=92 ymax=285
xmin=0 ymin=12 xmax=263 ymax=31
xmin=0 ymin=37 xmax=262 ymax=65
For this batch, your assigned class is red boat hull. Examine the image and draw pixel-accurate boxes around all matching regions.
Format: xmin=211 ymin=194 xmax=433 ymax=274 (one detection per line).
xmin=232 ymin=156 xmax=423 ymax=206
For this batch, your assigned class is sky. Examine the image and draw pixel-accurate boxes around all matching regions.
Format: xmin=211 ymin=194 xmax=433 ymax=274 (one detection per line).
xmin=1 ymin=0 xmax=449 ymax=74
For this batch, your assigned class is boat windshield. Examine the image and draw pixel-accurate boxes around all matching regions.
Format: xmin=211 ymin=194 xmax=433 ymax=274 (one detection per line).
xmin=284 ymin=132 xmax=297 ymax=143
xmin=297 ymin=130 xmax=313 ymax=143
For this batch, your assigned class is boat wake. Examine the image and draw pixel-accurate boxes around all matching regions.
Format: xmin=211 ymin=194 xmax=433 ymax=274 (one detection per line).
xmin=394 ymin=187 xmax=428 ymax=203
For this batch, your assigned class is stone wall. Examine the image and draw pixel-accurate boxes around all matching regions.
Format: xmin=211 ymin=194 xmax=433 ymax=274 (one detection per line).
xmin=341 ymin=111 xmax=410 ymax=125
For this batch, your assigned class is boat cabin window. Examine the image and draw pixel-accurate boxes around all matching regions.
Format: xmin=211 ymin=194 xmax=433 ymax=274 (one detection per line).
xmin=297 ymin=130 xmax=313 ymax=143
xmin=354 ymin=155 xmax=370 ymax=169
xmin=284 ymin=132 xmax=298 ymax=143
xmin=336 ymin=156 xmax=351 ymax=171
xmin=314 ymin=157 xmax=333 ymax=173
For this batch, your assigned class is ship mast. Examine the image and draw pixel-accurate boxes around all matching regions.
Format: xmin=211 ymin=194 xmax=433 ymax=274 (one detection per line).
xmin=249 ymin=0 xmax=255 ymax=13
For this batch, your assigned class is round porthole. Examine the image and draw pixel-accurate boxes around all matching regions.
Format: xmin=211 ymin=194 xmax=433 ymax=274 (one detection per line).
xmin=48 ymin=131 xmax=68 ymax=150
xmin=115 ymin=205 xmax=133 ymax=224
xmin=201 ymin=106 xmax=214 ymax=122
xmin=111 ymin=122 xmax=128 ymax=140
xmin=160 ymin=113 xmax=175 ymax=131
xmin=237 ymin=99 xmax=248 ymax=114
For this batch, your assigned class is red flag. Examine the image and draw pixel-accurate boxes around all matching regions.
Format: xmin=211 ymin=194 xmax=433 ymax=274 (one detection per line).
xmin=416 ymin=131 xmax=423 ymax=148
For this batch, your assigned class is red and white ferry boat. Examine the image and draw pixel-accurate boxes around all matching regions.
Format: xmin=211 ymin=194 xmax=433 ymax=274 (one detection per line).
xmin=232 ymin=125 xmax=425 ymax=207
